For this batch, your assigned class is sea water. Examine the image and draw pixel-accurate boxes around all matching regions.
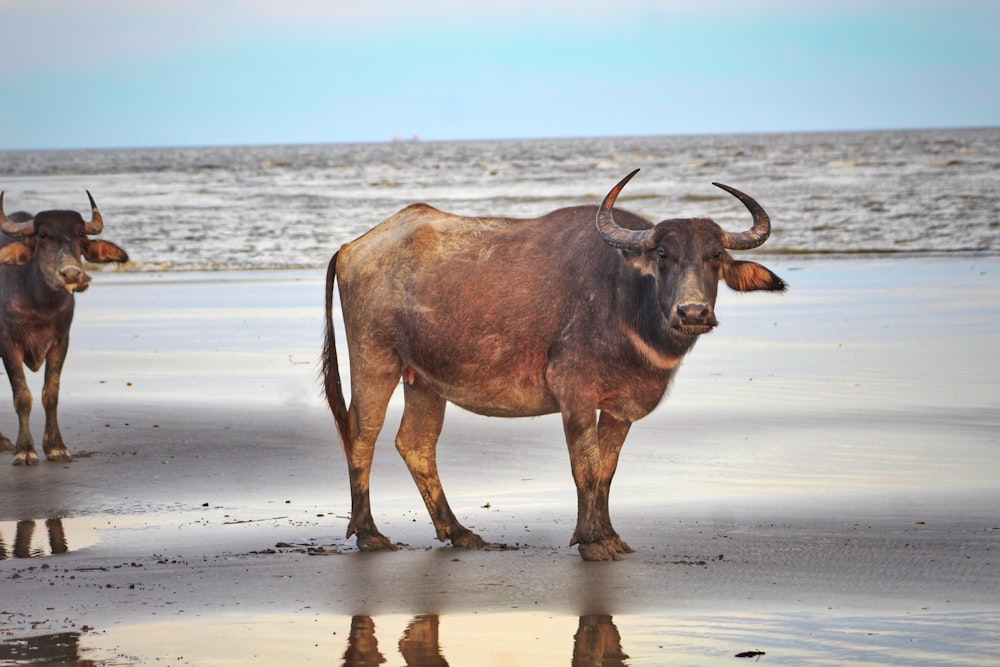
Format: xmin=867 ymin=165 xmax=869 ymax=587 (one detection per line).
xmin=2 ymin=128 xmax=997 ymax=271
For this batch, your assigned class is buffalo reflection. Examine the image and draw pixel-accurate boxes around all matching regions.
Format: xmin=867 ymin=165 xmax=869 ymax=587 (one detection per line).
xmin=0 ymin=631 xmax=91 ymax=666
xmin=0 ymin=518 xmax=67 ymax=559
xmin=342 ymin=614 xmax=627 ymax=667
xmin=573 ymin=614 xmax=630 ymax=667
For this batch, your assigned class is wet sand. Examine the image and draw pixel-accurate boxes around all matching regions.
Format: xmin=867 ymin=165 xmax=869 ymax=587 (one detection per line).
xmin=1 ymin=257 xmax=998 ymax=665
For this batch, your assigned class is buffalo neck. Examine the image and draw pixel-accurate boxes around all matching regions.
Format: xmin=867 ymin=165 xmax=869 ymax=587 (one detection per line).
xmin=623 ymin=265 xmax=701 ymax=361
xmin=7 ymin=262 xmax=74 ymax=313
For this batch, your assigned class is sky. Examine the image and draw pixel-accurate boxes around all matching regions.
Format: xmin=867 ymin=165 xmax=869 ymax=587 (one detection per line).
xmin=1 ymin=0 xmax=997 ymax=150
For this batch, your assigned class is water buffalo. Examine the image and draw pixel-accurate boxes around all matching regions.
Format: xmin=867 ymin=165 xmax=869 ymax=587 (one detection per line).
xmin=0 ymin=192 xmax=129 ymax=465
xmin=323 ymin=170 xmax=786 ymax=560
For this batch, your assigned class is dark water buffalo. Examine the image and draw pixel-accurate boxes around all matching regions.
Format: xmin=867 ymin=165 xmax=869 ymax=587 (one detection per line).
xmin=0 ymin=192 xmax=129 ymax=465
xmin=323 ymin=170 xmax=786 ymax=560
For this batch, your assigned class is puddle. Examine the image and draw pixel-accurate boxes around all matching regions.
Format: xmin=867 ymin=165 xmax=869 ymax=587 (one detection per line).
xmin=2 ymin=610 xmax=996 ymax=666
xmin=0 ymin=518 xmax=100 ymax=560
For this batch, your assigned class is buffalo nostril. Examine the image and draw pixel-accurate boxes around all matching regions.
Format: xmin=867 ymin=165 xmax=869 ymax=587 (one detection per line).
xmin=676 ymin=303 xmax=713 ymax=324
xmin=60 ymin=267 xmax=82 ymax=282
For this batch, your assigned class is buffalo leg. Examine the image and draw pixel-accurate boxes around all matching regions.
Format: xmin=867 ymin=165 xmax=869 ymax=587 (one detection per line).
xmin=399 ymin=615 xmax=448 ymax=666
xmin=564 ymin=409 xmax=633 ymax=561
xmin=595 ymin=410 xmax=633 ymax=551
xmin=41 ymin=343 xmax=72 ymax=462
xmin=396 ymin=380 xmax=485 ymax=549
xmin=3 ymin=355 xmax=39 ymax=466
xmin=344 ymin=367 xmax=400 ymax=552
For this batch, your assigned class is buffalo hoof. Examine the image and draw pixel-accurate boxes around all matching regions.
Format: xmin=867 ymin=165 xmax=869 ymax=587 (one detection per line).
xmin=450 ymin=529 xmax=487 ymax=550
xmin=357 ymin=534 xmax=398 ymax=552
xmin=45 ymin=450 xmax=74 ymax=463
xmin=577 ymin=537 xmax=634 ymax=562
xmin=13 ymin=451 xmax=40 ymax=466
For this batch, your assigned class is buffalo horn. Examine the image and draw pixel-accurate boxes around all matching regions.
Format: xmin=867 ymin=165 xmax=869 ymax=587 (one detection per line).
xmin=84 ymin=190 xmax=104 ymax=235
xmin=713 ymin=182 xmax=771 ymax=250
xmin=0 ymin=191 xmax=37 ymax=237
xmin=596 ymin=169 xmax=657 ymax=250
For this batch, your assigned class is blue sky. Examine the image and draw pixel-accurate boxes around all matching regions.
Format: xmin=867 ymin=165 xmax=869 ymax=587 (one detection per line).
xmin=2 ymin=1 xmax=997 ymax=150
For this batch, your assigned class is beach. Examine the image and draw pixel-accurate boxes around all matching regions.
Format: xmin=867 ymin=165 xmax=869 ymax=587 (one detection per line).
xmin=1 ymin=256 xmax=998 ymax=665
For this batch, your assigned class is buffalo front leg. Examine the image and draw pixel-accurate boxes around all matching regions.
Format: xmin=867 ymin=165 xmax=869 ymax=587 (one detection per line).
xmin=564 ymin=410 xmax=634 ymax=561
xmin=344 ymin=369 xmax=401 ymax=552
xmin=41 ymin=345 xmax=73 ymax=462
xmin=396 ymin=380 xmax=485 ymax=549
xmin=594 ymin=411 xmax=634 ymax=553
xmin=3 ymin=356 xmax=39 ymax=466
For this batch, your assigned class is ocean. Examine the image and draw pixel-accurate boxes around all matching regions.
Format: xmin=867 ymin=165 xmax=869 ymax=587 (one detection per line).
xmin=1 ymin=128 xmax=998 ymax=271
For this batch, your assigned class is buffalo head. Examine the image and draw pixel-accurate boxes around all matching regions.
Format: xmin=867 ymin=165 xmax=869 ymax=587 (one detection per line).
xmin=596 ymin=169 xmax=786 ymax=337
xmin=0 ymin=191 xmax=129 ymax=292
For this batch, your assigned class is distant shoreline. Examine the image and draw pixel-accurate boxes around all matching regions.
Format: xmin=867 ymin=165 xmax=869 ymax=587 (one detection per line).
xmin=5 ymin=124 xmax=1000 ymax=154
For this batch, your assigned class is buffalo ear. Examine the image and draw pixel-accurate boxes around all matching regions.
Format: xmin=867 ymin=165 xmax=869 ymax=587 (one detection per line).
xmin=0 ymin=241 xmax=34 ymax=265
xmin=83 ymin=240 xmax=129 ymax=264
xmin=723 ymin=260 xmax=787 ymax=292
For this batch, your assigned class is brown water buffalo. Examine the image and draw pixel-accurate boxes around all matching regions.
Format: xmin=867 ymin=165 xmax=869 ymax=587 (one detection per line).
xmin=323 ymin=170 xmax=786 ymax=560
xmin=0 ymin=192 xmax=129 ymax=465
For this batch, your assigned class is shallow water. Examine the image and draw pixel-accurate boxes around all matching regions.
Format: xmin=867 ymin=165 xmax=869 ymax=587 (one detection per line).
xmin=4 ymin=609 xmax=997 ymax=666
xmin=3 ymin=501 xmax=997 ymax=667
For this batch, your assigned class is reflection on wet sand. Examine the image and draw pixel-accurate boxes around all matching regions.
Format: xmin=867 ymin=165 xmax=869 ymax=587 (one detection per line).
xmin=0 ymin=631 xmax=93 ymax=666
xmin=343 ymin=614 xmax=626 ymax=667
xmin=0 ymin=519 xmax=68 ymax=559
xmin=7 ymin=608 xmax=1000 ymax=665
xmin=1 ymin=613 xmax=626 ymax=666
xmin=398 ymin=616 xmax=449 ymax=667
xmin=573 ymin=615 xmax=629 ymax=667
xmin=343 ymin=616 xmax=383 ymax=667
xmin=343 ymin=615 xmax=452 ymax=667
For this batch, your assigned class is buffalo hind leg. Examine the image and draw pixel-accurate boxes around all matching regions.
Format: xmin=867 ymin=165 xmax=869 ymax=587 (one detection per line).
xmin=396 ymin=380 xmax=485 ymax=549
xmin=565 ymin=409 xmax=633 ymax=561
xmin=344 ymin=367 xmax=401 ymax=552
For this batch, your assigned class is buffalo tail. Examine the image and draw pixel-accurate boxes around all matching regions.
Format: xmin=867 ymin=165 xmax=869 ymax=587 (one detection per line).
xmin=323 ymin=251 xmax=353 ymax=454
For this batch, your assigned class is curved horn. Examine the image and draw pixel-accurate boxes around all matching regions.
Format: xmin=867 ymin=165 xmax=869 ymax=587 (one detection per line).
xmin=0 ymin=191 xmax=36 ymax=237
xmin=84 ymin=190 xmax=104 ymax=235
xmin=596 ymin=168 xmax=656 ymax=250
xmin=712 ymin=182 xmax=771 ymax=250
